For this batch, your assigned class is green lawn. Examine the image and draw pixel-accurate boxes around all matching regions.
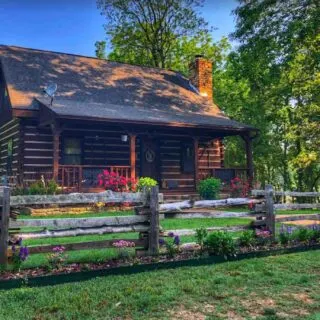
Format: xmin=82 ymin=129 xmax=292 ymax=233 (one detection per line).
xmin=1 ymin=250 xmax=319 ymax=319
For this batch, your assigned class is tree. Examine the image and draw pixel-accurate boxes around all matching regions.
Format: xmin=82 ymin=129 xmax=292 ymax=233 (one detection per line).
xmin=227 ymin=0 xmax=320 ymax=191
xmin=95 ymin=41 xmax=107 ymax=59
xmin=97 ymin=0 xmax=209 ymax=68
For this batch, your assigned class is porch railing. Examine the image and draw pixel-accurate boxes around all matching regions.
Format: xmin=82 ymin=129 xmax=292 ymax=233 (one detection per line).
xmin=199 ymin=168 xmax=248 ymax=183
xmin=58 ymin=165 xmax=131 ymax=192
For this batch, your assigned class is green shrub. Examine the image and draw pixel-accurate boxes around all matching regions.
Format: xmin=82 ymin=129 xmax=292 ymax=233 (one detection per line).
xmin=279 ymin=231 xmax=291 ymax=246
xmin=28 ymin=180 xmax=47 ymax=195
xmin=204 ymin=231 xmax=236 ymax=256
xmin=195 ymin=227 xmax=208 ymax=250
xmin=238 ymin=230 xmax=256 ymax=247
xmin=292 ymin=228 xmax=313 ymax=243
xmin=198 ymin=178 xmax=221 ymax=200
xmin=136 ymin=177 xmax=158 ymax=192
xmin=310 ymin=226 xmax=320 ymax=242
xmin=15 ymin=179 xmax=59 ymax=196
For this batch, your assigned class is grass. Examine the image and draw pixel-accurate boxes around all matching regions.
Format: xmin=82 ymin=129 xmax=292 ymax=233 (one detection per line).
xmin=15 ymin=207 xmax=318 ymax=269
xmin=1 ymin=250 xmax=319 ymax=319
xmin=19 ymin=210 xmax=134 ymax=219
xmin=18 ymin=216 xmax=249 ymax=269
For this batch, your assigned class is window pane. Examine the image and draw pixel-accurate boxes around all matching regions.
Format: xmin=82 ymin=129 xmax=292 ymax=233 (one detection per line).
xmin=64 ymin=138 xmax=81 ymax=155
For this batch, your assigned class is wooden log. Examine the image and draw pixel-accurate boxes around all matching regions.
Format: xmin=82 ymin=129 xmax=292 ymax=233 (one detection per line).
xmin=276 ymin=214 xmax=320 ymax=223
xmin=254 ymin=203 xmax=266 ymax=213
xmin=17 ymin=224 xmax=150 ymax=239
xmin=0 ymin=187 xmax=10 ymax=267
xmin=163 ymin=211 xmax=256 ymax=219
xmin=27 ymin=238 xmax=146 ymax=254
xmin=159 ymin=198 xmax=263 ymax=212
xmin=274 ymin=203 xmax=320 ymax=210
xmin=5 ymin=191 xmax=147 ymax=207
xmin=252 ymin=190 xmax=320 ymax=197
xmin=265 ymin=185 xmax=275 ymax=238
xmin=10 ymin=215 xmax=149 ymax=228
xmin=164 ymin=225 xmax=250 ymax=236
xmin=148 ymin=186 xmax=160 ymax=255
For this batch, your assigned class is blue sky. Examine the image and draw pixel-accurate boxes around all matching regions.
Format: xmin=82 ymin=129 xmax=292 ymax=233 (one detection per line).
xmin=0 ymin=0 xmax=238 ymax=57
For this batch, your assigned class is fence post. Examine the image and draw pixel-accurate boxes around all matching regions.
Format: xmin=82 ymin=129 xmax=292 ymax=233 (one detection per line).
xmin=148 ymin=186 xmax=160 ymax=255
xmin=265 ymin=184 xmax=275 ymax=239
xmin=0 ymin=186 xmax=10 ymax=267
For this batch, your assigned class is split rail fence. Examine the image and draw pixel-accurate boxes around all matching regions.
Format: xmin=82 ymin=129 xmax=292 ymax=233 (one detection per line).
xmin=1 ymin=184 xmax=319 ymax=268
xmin=0 ymin=187 xmax=161 ymax=267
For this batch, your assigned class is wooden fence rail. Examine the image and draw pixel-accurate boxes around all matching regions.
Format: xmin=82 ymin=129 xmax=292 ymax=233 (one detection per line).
xmin=0 ymin=187 xmax=160 ymax=267
xmin=252 ymin=190 xmax=320 ymax=197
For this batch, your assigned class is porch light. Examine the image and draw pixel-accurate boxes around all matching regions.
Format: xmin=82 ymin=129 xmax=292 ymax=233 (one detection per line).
xmin=121 ymin=134 xmax=128 ymax=142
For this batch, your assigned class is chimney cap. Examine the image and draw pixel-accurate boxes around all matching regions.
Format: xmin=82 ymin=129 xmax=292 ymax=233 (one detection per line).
xmin=195 ymin=54 xmax=204 ymax=59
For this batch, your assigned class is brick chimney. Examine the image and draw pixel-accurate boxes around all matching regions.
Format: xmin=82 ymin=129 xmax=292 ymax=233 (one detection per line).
xmin=189 ymin=55 xmax=213 ymax=101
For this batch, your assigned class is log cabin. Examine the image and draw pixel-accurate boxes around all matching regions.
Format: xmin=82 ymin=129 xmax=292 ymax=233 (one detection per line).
xmin=0 ymin=45 xmax=257 ymax=199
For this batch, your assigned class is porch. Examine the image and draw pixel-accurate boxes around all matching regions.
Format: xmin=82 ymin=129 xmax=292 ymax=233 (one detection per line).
xmin=34 ymin=105 xmax=255 ymax=195
xmin=57 ymin=164 xmax=249 ymax=194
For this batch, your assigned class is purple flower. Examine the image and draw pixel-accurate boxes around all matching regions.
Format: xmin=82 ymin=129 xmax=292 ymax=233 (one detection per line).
xmin=168 ymin=232 xmax=175 ymax=238
xmin=173 ymin=235 xmax=180 ymax=246
xmin=11 ymin=245 xmax=16 ymax=252
xmin=53 ymin=246 xmax=66 ymax=253
xmin=19 ymin=246 xmax=29 ymax=261
xmin=159 ymin=238 xmax=166 ymax=246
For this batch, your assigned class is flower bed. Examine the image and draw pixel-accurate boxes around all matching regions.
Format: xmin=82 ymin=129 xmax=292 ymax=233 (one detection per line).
xmin=1 ymin=239 xmax=319 ymax=289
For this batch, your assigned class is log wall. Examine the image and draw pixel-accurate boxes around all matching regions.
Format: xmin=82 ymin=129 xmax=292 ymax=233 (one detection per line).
xmin=13 ymin=119 xmax=223 ymax=188
xmin=21 ymin=118 xmax=54 ymax=182
xmin=0 ymin=118 xmax=21 ymax=182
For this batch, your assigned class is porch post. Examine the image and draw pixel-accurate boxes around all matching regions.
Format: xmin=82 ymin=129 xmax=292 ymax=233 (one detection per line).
xmin=130 ymin=134 xmax=136 ymax=180
xmin=52 ymin=124 xmax=62 ymax=182
xmin=243 ymin=135 xmax=254 ymax=186
xmin=193 ymin=137 xmax=199 ymax=189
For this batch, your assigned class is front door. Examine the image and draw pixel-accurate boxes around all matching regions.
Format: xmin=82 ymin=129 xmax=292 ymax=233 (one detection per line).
xmin=140 ymin=137 xmax=158 ymax=180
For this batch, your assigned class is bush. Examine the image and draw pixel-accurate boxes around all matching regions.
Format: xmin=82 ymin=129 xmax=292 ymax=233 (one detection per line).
xmin=310 ymin=225 xmax=320 ymax=242
xmin=230 ymin=177 xmax=250 ymax=197
xmin=292 ymin=228 xmax=313 ymax=243
xmin=195 ymin=227 xmax=208 ymax=250
xmin=238 ymin=230 xmax=256 ymax=247
xmin=28 ymin=179 xmax=59 ymax=195
xmin=198 ymin=178 xmax=221 ymax=200
xmin=97 ymin=170 xmax=136 ymax=192
xmin=13 ymin=178 xmax=59 ymax=195
xmin=279 ymin=231 xmax=291 ymax=246
xmin=136 ymin=177 xmax=158 ymax=192
xmin=204 ymin=231 xmax=236 ymax=256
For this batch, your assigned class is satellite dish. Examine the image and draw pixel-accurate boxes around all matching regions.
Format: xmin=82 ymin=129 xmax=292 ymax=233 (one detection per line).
xmin=43 ymin=83 xmax=57 ymax=105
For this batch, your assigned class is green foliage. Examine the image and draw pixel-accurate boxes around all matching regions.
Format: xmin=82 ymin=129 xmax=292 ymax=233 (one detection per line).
xmin=279 ymin=231 xmax=291 ymax=246
xmin=238 ymin=230 xmax=256 ymax=248
xmin=97 ymin=0 xmax=209 ymax=68
xmin=211 ymin=0 xmax=320 ymax=191
xmin=28 ymin=179 xmax=59 ymax=195
xmin=136 ymin=177 xmax=158 ymax=192
xmin=204 ymin=231 xmax=236 ymax=256
xmin=13 ymin=179 xmax=59 ymax=195
xmin=95 ymin=41 xmax=106 ymax=59
xmin=198 ymin=178 xmax=221 ymax=200
xmin=292 ymin=228 xmax=313 ymax=244
xmin=195 ymin=227 xmax=208 ymax=250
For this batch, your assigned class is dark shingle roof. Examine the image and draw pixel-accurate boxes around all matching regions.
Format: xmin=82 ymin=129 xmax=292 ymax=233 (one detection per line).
xmin=38 ymin=98 xmax=252 ymax=130
xmin=0 ymin=45 xmax=254 ymax=131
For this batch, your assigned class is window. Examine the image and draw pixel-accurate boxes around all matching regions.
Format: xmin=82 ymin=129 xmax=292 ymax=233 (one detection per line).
xmin=63 ymin=138 xmax=82 ymax=165
xmin=181 ymin=142 xmax=195 ymax=173
xmin=6 ymin=138 xmax=13 ymax=174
